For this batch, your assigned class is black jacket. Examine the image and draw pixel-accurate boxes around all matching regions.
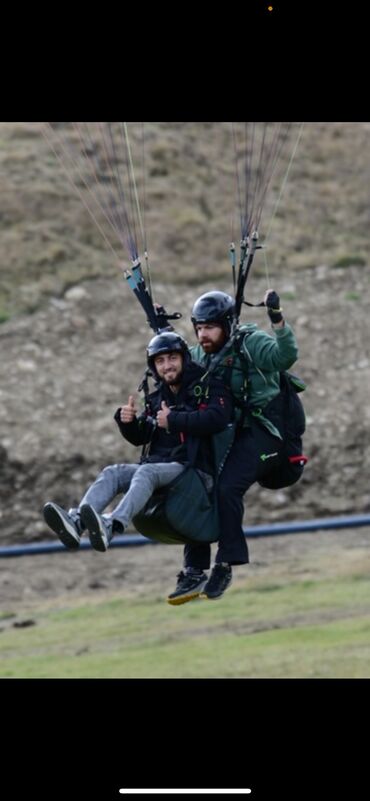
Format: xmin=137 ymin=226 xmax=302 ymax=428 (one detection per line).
xmin=114 ymin=362 xmax=232 ymax=473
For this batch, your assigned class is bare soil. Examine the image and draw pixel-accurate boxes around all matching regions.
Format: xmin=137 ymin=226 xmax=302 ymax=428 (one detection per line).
xmin=1 ymin=524 xmax=370 ymax=617
xmin=1 ymin=264 xmax=370 ymax=609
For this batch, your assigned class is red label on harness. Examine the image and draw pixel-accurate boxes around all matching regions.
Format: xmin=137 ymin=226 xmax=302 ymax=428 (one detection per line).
xmin=288 ymin=455 xmax=308 ymax=464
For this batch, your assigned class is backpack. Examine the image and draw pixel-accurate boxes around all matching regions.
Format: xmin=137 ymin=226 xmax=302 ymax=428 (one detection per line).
xmin=256 ymin=371 xmax=308 ymax=489
xmin=217 ymin=329 xmax=308 ymax=490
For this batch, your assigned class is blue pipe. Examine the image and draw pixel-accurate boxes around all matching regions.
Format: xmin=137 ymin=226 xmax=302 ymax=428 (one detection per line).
xmin=0 ymin=534 xmax=150 ymax=558
xmin=0 ymin=514 xmax=370 ymax=558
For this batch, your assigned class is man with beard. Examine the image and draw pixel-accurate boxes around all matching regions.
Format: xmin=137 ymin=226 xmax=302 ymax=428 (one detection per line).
xmin=184 ymin=288 xmax=303 ymax=601
xmin=43 ymin=332 xmax=232 ymax=603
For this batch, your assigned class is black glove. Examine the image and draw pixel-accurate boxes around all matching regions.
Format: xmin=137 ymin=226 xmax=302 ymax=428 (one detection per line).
xmin=265 ymin=290 xmax=283 ymax=323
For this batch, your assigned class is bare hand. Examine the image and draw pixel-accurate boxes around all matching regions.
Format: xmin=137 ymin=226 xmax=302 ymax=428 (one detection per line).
xmin=120 ymin=395 xmax=137 ymax=423
xmin=156 ymin=400 xmax=170 ymax=429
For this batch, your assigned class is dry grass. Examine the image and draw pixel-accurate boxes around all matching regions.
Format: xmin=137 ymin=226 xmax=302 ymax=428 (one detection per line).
xmin=0 ymin=121 xmax=369 ymax=320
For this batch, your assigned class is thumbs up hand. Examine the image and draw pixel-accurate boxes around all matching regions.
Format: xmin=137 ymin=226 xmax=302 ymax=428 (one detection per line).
xmin=156 ymin=400 xmax=170 ymax=429
xmin=120 ymin=395 xmax=137 ymax=423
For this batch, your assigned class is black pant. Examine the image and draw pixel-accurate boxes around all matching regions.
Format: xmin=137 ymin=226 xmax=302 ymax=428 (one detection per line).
xmin=184 ymin=424 xmax=284 ymax=570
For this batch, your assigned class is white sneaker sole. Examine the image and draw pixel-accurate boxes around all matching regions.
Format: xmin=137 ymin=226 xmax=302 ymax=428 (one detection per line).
xmin=80 ymin=505 xmax=109 ymax=552
xmin=43 ymin=503 xmax=80 ymax=550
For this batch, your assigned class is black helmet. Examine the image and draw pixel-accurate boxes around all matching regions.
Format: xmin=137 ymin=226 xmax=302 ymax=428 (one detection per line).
xmin=146 ymin=332 xmax=190 ymax=377
xmin=191 ymin=291 xmax=235 ymax=337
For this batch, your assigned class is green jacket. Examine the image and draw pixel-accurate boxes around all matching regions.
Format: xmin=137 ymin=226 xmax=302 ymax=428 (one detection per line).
xmin=190 ymin=322 xmax=299 ymax=438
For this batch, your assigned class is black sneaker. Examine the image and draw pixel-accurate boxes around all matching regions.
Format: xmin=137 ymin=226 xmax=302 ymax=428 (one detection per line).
xmin=43 ymin=502 xmax=82 ymax=550
xmin=200 ymin=563 xmax=232 ymax=600
xmin=80 ymin=504 xmax=113 ymax=552
xmin=167 ymin=570 xmax=208 ymax=606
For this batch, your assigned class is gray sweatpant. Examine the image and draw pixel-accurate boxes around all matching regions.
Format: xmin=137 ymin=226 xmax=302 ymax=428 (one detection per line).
xmin=72 ymin=462 xmax=185 ymax=530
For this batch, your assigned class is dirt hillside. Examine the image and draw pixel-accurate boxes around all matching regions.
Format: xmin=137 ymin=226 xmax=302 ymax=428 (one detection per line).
xmin=0 ymin=122 xmax=369 ymax=551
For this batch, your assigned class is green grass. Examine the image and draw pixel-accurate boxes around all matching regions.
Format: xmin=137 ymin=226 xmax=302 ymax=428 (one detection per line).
xmin=333 ymin=255 xmax=366 ymax=268
xmin=344 ymin=291 xmax=361 ymax=301
xmin=0 ymin=308 xmax=10 ymax=323
xmin=2 ymin=572 xmax=370 ymax=678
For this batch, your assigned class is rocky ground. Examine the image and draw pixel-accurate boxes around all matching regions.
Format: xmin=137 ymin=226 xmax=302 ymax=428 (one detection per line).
xmin=1 ymin=120 xmax=370 ymax=606
xmin=1 ymin=259 xmax=370 ymax=605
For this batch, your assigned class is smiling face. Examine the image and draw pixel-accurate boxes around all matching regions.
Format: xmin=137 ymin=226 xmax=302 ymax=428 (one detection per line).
xmin=195 ymin=323 xmax=226 ymax=354
xmin=153 ymin=351 xmax=184 ymax=385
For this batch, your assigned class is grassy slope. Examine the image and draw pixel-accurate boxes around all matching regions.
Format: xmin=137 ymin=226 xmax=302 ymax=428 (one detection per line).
xmin=2 ymin=562 xmax=370 ymax=678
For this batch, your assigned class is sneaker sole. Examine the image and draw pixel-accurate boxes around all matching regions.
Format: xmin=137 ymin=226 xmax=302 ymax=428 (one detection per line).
xmin=80 ymin=505 xmax=109 ymax=552
xmin=43 ymin=505 xmax=80 ymax=550
xmin=167 ymin=590 xmax=203 ymax=606
xmin=167 ymin=577 xmax=207 ymax=605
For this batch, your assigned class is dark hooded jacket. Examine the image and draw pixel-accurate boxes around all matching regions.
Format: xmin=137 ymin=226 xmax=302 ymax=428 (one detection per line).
xmin=114 ymin=361 xmax=232 ymax=474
